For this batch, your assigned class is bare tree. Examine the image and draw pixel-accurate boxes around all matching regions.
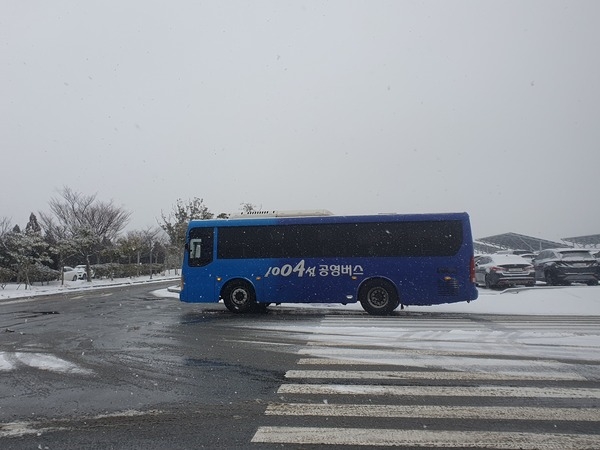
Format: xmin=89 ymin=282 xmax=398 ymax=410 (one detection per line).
xmin=0 ymin=216 xmax=13 ymax=239
xmin=240 ymin=202 xmax=259 ymax=214
xmin=117 ymin=230 xmax=145 ymax=265
xmin=41 ymin=186 xmax=131 ymax=281
xmin=39 ymin=215 xmax=76 ymax=285
xmin=116 ymin=226 xmax=162 ymax=276
xmin=142 ymin=226 xmax=163 ymax=279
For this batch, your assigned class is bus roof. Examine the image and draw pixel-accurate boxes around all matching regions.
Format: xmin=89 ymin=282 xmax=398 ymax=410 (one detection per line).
xmin=228 ymin=209 xmax=334 ymax=218
xmin=188 ymin=212 xmax=471 ymax=228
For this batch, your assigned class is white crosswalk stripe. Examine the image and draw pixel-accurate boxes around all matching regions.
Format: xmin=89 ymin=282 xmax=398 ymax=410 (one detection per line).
xmin=285 ymin=369 xmax=587 ymax=381
xmin=250 ymin=315 xmax=600 ymax=448
xmin=278 ymin=383 xmax=600 ymax=399
xmin=253 ymin=427 xmax=600 ymax=449
xmin=265 ymin=403 xmax=600 ymax=421
xmin=266 ymin=403 xmax=600 ymax=422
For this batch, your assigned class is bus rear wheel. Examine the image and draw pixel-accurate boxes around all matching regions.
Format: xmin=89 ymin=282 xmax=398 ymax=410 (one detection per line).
xmin=222 ymin=280 xmax=256 ymax=313
xmin=359 ymin=279 xmax=398 ymax=316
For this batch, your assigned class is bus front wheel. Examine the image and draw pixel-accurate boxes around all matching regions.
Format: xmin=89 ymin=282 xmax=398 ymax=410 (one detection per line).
xmin=359 ymin=279 xmax=399 ymax=316
xmin=222 ymin=280 xmax=256 ymax=313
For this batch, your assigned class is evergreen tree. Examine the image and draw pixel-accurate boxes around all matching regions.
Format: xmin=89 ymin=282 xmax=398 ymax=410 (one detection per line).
xmin=25 ymin=213 xmax=42 ymax=234
xmin=0 ymin=217 xmax=13 ymax=270
xmin=5 ymin=224 xmax=51 ymax=288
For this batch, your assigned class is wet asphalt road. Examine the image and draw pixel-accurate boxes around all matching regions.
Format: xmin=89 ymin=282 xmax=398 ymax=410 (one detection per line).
xmin=1 ymin=283 xmax=599 ymax=449
xmin=0 ymin=282 xmax=302 ymax=449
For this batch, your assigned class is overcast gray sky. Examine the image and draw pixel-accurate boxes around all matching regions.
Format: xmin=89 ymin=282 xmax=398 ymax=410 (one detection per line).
xmin=2 ymin=1 xmax=598 ymax=241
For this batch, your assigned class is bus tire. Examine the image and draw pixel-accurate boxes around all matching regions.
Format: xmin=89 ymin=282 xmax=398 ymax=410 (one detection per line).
xmin=359 ymin=279 xmax=398 ymax=316
xmin=222 ymin=280 xmax=256 ymax=313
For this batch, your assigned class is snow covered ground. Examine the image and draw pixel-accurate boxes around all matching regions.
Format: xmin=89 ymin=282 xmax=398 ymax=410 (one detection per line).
xmin=3 ymin=274 xmax=598 ymax=316
xmin=408 ymin=285 xmax=600 ymax=316
xmin=244 ymin=285 xmax=600 ymax=316
xmin=0 ymin=272 xmax=180 ymax=303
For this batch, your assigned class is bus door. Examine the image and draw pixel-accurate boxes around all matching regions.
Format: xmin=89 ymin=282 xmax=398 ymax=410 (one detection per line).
xmin=186 ymin=227 xmax=216 ymax=301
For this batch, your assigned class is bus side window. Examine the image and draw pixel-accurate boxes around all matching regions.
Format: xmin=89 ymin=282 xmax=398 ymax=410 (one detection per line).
xmin=190 ymin=239 xmax=203 ymax=259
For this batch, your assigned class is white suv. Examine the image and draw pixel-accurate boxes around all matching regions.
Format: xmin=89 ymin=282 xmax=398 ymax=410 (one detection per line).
xmin=75 ymin=265 xmax=95 ymax=280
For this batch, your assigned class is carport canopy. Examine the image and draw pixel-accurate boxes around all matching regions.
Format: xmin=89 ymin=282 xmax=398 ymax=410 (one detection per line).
xmin=562 ymin=234 xmax=600 ymax=248
xmin=476 ymin=232 xmax=565 ymax=253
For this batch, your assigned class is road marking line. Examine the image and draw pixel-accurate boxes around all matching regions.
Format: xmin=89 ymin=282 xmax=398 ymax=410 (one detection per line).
xmin=278 ymin=383 xmax=600 ymax=399
xmin=265 ymin=403 xmax=600 ymax=421
xmin=251 ymin=427 xmax=600 ymax=448
xmin=295 ymin=355 xmax=582 ymax=379
xmin=297 ymin=358 xmax=375 ymax=365
xmin=285 ymin=369 xmax=585 ymax=381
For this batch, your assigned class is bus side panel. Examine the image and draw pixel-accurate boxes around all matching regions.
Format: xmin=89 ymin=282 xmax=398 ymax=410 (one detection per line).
xmin=180 ymin=265 xmax=219 ymax=303
xmin=388 ymin=254 xmax=478 ymax=306
xmin=252 ymin=256 xmax=477 ymax=306
xmin=211 ymin=259 xmax=264 ymax=302
xmin=180 ymin=256 xmax=478 ymax=306
xmin=258 ymin=258 xmax=362 ymax=304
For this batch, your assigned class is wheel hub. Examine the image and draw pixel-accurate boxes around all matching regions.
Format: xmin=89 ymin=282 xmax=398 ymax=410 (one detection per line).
xmin=232 ymin=288 xmax=248 ymax=305
xmin=368 ymin=287 xmax=388 ymax=307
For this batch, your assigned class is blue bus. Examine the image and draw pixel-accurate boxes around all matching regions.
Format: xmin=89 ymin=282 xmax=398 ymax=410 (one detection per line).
xmin=179 ymin=211 xmax=478 ymax=315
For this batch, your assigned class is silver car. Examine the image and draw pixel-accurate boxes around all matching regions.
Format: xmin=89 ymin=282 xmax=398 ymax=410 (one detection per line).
xmin=475 ymin=254 xmax=535 ymax=289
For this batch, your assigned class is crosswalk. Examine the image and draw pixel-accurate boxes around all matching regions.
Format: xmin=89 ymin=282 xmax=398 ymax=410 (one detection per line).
xmin=249 ymin=315 xmax=600 ymax=448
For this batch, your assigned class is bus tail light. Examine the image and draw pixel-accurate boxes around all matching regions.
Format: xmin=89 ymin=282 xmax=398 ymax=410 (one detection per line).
xmin=470 ymin=256 xmax=476 ymax=283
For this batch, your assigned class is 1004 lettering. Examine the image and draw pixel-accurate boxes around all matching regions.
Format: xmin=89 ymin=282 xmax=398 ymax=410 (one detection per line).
xmin=264 ymin=260 xmax=364 ymax=278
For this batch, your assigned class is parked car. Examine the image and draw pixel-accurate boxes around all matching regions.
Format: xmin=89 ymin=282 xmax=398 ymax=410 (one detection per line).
xmin=495 ymin=249 xmax=532 ymax=256
xmin=60 ymin=266 xmax=79 ymax=282
xmin=518 ymin=253 xmax=537 ymax=263
xmin=533 ymin=248 xmax=599 ymax=286
xmin=75 ymin=264 xmax=95 ymax=280
xmin=475 ymin=254 xmax=535 ymax=289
